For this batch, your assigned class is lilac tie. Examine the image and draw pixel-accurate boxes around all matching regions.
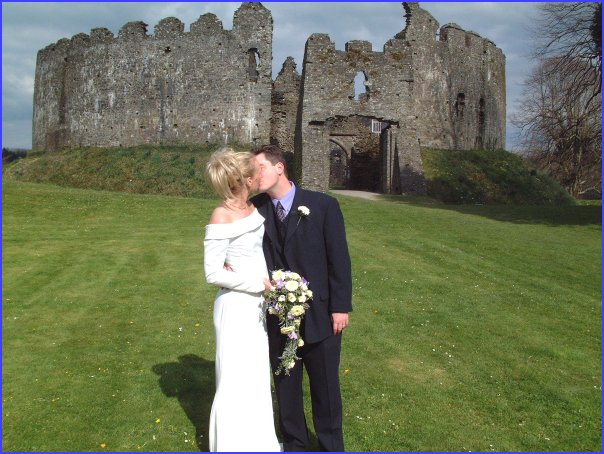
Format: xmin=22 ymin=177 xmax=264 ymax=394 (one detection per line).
xmin=275 ymin=201 xmax=286 ymax=223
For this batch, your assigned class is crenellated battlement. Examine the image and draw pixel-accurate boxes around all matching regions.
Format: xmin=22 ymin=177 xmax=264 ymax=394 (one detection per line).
xmin=39 ymin=9 xmax=258 ymax=52
xmin=33 ymin=2 xmax=273 ymax=151
xmin=191 ymin=13 xmax=224 ymax=35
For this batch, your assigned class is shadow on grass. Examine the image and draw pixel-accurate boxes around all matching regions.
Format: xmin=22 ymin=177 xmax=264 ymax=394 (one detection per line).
xmin=152 ymin=354 xmax=215 ymax=451
xmin=376 ymin=194 xmax=602 ymax=227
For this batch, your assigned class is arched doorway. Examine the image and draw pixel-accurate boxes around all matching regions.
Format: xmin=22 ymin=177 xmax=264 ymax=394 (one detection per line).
xmin=329 ymin=143 xmax=349 ymax=189
xmin=326 ymin=115 xmax=394 ymax=192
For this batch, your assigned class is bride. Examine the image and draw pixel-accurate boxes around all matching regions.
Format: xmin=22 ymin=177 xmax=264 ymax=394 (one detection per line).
xmin=203 ymin=148 xmax=281 ymax=452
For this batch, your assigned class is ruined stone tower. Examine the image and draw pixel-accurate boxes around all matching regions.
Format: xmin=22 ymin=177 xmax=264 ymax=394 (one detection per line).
xmin=281 ymin=2 xmax=505 ymax=193
xmin=32 ymin=2 xmax=506 ymax=195
xmin=32 ymin=2 xmax=272 ymax=150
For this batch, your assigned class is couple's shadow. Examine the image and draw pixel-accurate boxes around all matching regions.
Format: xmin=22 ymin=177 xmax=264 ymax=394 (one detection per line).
xmin=152 ymin=354 xmax=215 ymax=451
xmin=152 ymin=354 xmax=320 ymax=451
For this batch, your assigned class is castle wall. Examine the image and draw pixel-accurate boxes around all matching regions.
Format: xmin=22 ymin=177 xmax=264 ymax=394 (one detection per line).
xmin=32 ymin=2 xmax=272 ymax=151
xmin=399 ymin=3 xmax=506 ymax=150
xmin=294 ymin=34 xmax=424 ymax=193
xmin=271 ymin=57 xmax=301 ymax=153
xmin=293 ymin=2 xmax=506 ymax=193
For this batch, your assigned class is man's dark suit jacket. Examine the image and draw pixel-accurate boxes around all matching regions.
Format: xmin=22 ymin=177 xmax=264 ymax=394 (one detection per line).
xmin=252 ymin=187 xmax=352 ymax=344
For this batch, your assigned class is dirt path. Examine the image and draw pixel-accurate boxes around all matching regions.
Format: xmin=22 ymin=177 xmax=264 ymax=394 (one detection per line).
xmin=330 ymin=189 xmax=382 ymax=201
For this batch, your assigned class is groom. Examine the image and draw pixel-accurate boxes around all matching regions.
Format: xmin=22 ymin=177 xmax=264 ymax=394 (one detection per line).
xmin=251 ymin=144 xmax=353 ymax=452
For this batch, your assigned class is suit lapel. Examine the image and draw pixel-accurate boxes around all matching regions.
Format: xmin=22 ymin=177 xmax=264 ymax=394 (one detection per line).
xmin=257 ymin=195 xmax=279 ymax=247
xmin=284 ymin=188 xmax=305 ymax=244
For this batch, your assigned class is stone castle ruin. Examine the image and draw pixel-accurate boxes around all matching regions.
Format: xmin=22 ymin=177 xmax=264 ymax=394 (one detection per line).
xmin=33 ymin=2 xmax=506 ymax=194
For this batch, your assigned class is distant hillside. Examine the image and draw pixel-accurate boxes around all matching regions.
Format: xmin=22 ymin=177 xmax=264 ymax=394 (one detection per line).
xmin=421 ymin=148 xmax=576 ymax=205
xmin=2 ymin=145 xmax=575 ymax=205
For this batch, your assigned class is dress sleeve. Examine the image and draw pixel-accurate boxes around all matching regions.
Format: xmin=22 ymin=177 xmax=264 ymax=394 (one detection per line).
xmin=203 ymin=237 xmax=266 ymax=293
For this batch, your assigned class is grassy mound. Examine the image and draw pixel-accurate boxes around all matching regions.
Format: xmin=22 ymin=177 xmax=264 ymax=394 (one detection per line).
xmin=3 ymin=145 xmax=576 ymax=205
xmin=421 ymin=148 xmax=576 ymax=205
xmin=1 ymin=144 xmax=235 ymax=199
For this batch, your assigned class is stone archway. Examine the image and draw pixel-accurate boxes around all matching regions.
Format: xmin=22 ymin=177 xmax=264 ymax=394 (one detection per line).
xmin=324 ymin=115 xmax=396 ymax=192
xmin=298 ymin=114 xmax=424 ymax=194
xmin=328 ymin=138 xmax=350 ymax=189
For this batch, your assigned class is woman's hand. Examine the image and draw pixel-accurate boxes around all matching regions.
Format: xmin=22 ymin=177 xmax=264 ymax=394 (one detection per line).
xmin=263 ymin=278 xmax=272 ymax=292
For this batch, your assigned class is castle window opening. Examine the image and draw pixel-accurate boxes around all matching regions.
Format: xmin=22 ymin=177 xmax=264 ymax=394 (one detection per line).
xmin=476 ymin=97 xmax=486 ymax=148
xmin=371 ymin=119 xmax=383 ymax=134
xmin=248 ymin=48 xmax=260 ymax=82
xmin=478 ymin=98 xmax=485 ymax=127
xmin=455 ymin=93 xmax=465 ymax=118
xmin=353 ymin=71 xmax=367 ymax=101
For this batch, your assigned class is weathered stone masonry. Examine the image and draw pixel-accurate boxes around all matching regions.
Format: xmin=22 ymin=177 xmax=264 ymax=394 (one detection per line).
xmin=283 ymin=2 xmax=506 ymax=192
xmin=32 ymin=3 xmax=273 ymax=150
xmin=33 ymin=2 xmax=505 ymax=194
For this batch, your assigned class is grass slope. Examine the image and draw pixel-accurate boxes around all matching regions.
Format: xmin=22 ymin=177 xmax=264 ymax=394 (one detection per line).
xmin=421 ymin=148 xmax=576 ymax=205
xmin=3 ymin=146 xmax=577 ymax=205
xmin=2 ymin=181 xmax=600 ymax=451
xmin=2 ymin=145 xmax=230 ymax=199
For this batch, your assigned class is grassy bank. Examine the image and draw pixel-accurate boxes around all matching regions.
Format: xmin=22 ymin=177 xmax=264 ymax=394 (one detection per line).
xmin=3 ymin=146 xmax=577 ymax=205
xmin=421 ymin=148 xmax=576 ymax=205
xmin=2 ymin=144 xmax=228 ymax=198
xmin=2 ymin=180 xmax=600 ymax=451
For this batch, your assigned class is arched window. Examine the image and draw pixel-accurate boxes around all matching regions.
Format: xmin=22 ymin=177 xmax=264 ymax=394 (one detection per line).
xmin=248 ymin=48 xmax=260 ymax=82
xmin=353 ymin=71 xmax=367 ymax=101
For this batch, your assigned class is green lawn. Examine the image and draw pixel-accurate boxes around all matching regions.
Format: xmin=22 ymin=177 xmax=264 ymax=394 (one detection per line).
xmin=2 ymin=181 xmax=601 ymax=451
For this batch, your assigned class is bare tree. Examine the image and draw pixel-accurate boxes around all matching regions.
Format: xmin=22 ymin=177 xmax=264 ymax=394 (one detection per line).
xmin=513 ymin=58 xmax=601 ymax=197
xmin=514 ymin=2 xmax=602 ymax=198
xmin=532 ymin=2 xmax=601 ymax=99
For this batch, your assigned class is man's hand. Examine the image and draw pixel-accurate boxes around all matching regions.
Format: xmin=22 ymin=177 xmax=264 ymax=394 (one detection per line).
xmin=331 ymin=312 xmax=349 ymax=336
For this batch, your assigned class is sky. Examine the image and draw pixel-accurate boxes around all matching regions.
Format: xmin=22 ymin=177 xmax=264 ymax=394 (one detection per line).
xmin=2 ymin=1 xmax=543 ymax=151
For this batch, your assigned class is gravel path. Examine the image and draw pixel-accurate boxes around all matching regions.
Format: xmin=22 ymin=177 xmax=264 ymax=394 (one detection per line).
xmin=330 ymin=189 xmax=382 ymax=200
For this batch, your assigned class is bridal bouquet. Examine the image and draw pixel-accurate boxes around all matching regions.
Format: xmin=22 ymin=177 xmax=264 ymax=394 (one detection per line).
xmin=264 ymin=269 xmax=313 ymax=375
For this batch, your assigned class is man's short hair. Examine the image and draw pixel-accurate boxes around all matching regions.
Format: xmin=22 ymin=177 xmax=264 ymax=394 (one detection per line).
xmin=252 ymin=144 xmax=287 ymax=167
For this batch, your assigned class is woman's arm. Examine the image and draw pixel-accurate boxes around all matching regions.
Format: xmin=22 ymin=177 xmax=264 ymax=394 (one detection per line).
xmin=203 ymin=237 xmax=266 ymax=293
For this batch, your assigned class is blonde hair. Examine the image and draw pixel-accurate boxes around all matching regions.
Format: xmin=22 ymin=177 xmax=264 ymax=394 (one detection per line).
xmin=205 ymin=148 xmax=257 ymax=200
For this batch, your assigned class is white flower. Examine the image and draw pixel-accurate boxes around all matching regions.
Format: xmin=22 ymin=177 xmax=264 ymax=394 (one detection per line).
xmin=298 ymin=295 xmax=307 ymax=303
xmin=278 ymin=295 xmax=286 ymax=302
xmin=290 ymin=305 xmax=306 ymax=316
xmin=280 ymin=326 xmax=295 ymax=335
xmin=287 ymin=293 xmax=297 ymax=302
xmin=272 ymin=270 xmax=285 ymax=280
xmin=306 ymin=290 xmax=313 ymax=299
xmin=285 ymin=280 xmax=299 ymax=291
xmin=298 ymin=206 xmax=310 ymax=217
xmin=296 ymin=206 xmax=310 ymax=226
xmin=298 ymin=339 xmax=305 ymax=347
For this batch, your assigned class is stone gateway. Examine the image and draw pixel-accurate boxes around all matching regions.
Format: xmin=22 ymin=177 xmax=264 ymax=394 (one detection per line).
xmin=33 ymin=2 xmax=505 ymax=194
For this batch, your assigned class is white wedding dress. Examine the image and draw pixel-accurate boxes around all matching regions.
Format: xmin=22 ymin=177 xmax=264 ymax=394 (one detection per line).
xmin=204 ymin=209 xmax=281 ymax=452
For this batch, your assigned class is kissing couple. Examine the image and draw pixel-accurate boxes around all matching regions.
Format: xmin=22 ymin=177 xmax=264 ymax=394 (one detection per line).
xmin=204 ymin=144 xmax=352 ymax=451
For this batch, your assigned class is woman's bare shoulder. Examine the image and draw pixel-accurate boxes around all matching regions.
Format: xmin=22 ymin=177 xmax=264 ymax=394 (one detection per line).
xmin=208 ymin=205 xmax=232 ymax=225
